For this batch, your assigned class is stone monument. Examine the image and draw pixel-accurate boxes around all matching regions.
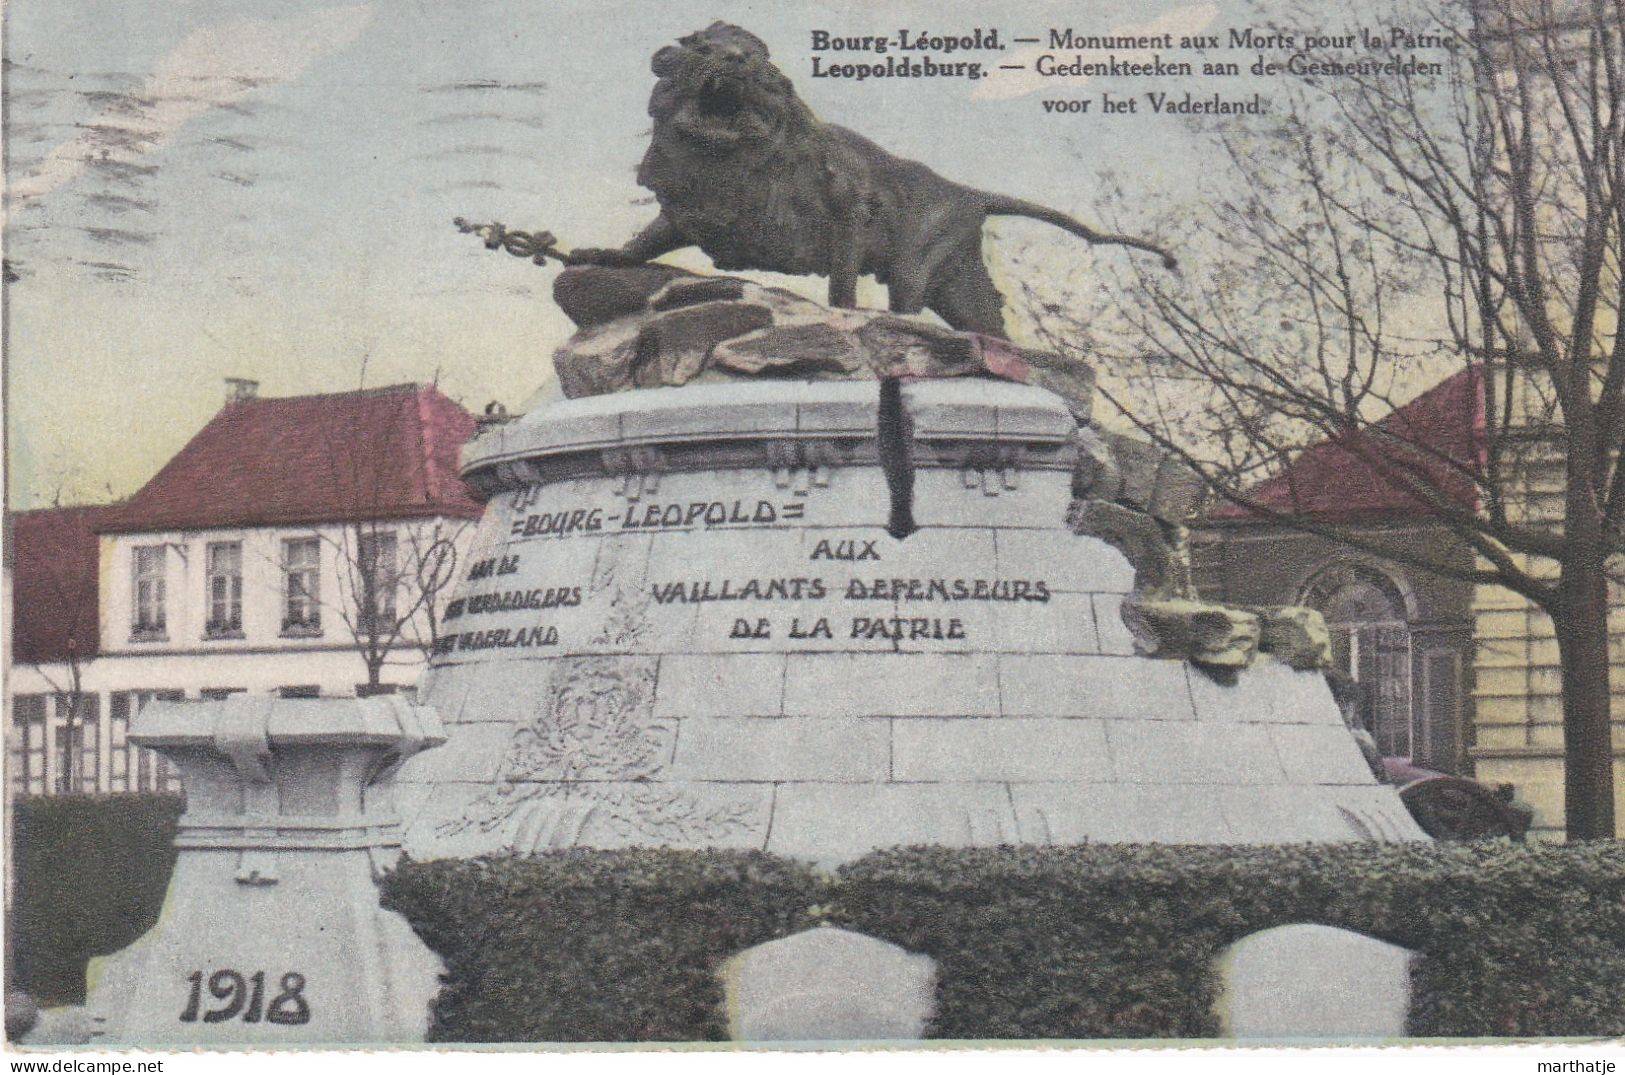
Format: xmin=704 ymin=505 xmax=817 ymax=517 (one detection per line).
xmin=423 ymin=24 xmax=1420 ymax=863
xmin=396 ymin=265 xmax=1425 ymax=864
xmin=83 ymin=696 xmax=446 ymax=1045
xmin=52 ymin=23 xmax=1428 ymax=1048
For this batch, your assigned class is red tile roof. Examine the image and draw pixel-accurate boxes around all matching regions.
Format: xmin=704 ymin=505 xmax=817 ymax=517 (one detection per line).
xmin=1210 ymin=367 xmax=1485 ymax=523
xmin=100 ymin=384 xmax=483 ymax=533
xmin=9 ymin=505 xmax=110 ymax=665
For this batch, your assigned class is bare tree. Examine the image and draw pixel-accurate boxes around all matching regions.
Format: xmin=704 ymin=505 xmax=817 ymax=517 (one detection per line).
xmin=1024 ymin=0 xmax=1623 ymax=838
xmin=11 ymin=488 xmax=110 ymax=794
xmin=310 ymin=379 xmax=475 ymax=695
xmin=327 ymin=516 xmax=466 ymax=694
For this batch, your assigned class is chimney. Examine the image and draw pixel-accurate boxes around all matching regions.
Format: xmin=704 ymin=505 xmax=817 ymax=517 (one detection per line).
xmin=224 ymin=378 xmax=259 ymax=405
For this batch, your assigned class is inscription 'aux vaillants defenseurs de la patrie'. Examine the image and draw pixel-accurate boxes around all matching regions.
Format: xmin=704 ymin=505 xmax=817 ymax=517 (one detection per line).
xmin=437 ymin=498 xmax=1057 ymax=653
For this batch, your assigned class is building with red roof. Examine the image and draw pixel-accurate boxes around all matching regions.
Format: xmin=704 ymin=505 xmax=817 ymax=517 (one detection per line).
xmin=101 ymin=382 xmax=481 ymax=534
xmin=1193 ymin=368 xmax=1486 ymax=781
xmin=8 ymin=382 xmax=485 ymax=797
xmin=9 ymin=506 xmax=110 ymax=668
xmin=1207 ymin=367 xmax=1485 ymax=524
xmin=7 ymin=506 xmax=117 ymax=796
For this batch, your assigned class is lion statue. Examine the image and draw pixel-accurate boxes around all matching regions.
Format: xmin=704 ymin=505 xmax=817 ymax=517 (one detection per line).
xmin=572 ymin=22 xmax=1176 ymax=339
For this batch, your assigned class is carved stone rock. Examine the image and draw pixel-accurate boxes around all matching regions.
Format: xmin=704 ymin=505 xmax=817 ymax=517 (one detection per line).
xmin=651 ymin=275 xmax=748 ymax=311
xmin=1252 ymin=605 xmax=1334 ymax=671
xmin=1072 ymin=426 xmax=1123 ymax=501
xmin=990 ymin=337 xmax=1096 ymax=423
xmin=553 ymin=264 xmax=691 ymax=328
xmin=548 ymin=266 xmax=1098 ymax=416
xmin=1105 ymin=433 xmax=1161 ymax=511
xmin=1151 ymin=462 xmax=1207 ymax=525
xmin=854 ymin=315 xmax=977 ymax=377
xmin=1121 ymin=597 xmax=1263 ymax=668
xmin=1102 ymin=431 xmax=1205 ymax=524
xmin=632 ymin=302 xmax=776 ymax=387
xmin=713 ymin=322 xmax=869 ymax=377
xmin=552 ymin=319 xmax=656 ymax=399
xmin=1066 ymin=498 xmax=1177 ymax=595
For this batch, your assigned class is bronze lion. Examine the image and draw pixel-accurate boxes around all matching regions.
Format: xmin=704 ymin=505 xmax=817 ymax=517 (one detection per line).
xmin=573 ymin=22 xmax=1176 ymax=339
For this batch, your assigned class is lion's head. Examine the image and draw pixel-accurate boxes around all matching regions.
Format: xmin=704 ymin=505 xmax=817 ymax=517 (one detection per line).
xmin=646 ymin=22 xmax=812 ymax=151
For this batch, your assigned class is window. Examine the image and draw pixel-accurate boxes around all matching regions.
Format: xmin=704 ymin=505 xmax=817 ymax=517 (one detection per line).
xmin=1418 ymin=648 xmax=1464 ymax=772
xmin=157 ymin=753 xmax=182 ymax=793
xmin=11 ymin=695 xmax=47 ymax=797
xmin=278 ymin=685 xmax=321 ymax=699
xmin=52 ymin=726 xmax=74 ymax=795
xmin=283 ymin=537 xmax=321 ymax=632
xmin=110 ymin=690 xmax=183 ymax=792
xmin=52 ymin=693 xmax=99 ymax=794
xmin=109 ymin=693 xmax=132 ymax=792
xmin=200 ymin=687 xmax=248 ymax=701
xmin=357 ymin=531 xmax=398 ymax=634
xmin=1303 ymin=563 xmax=1414 ymax=759
xmin=78 ymin=695 xmax=100 ymax=791
xmin=132 ymin=545 xmax=167 ymax=636
xmin=205 ymin=541 xmax=243 ymax=636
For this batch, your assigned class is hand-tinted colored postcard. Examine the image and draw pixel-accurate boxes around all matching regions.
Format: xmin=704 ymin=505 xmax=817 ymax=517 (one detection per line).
xmin=3 ymin=0 xmax=1621 ymax=1064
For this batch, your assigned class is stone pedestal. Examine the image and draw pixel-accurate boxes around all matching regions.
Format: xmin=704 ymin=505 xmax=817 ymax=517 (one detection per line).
xmin=85 ymin=696 xmax=446 ymax=1045
xmin=400 ymin=378 xmax=1424 ymax=865
xmin=1216 ymin=924 xmax=1415 ymax=1039
xmin=721 ymin=928 xmax=936 ymax=1041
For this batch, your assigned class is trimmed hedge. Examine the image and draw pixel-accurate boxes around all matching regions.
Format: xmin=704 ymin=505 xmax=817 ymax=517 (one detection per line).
xmin=834 ymin=842 xmax=1625 ymax=1039
xmin=11 ymin=795 xmax=1622 ymax=1039
xmin=384 ymin=841 xmax=1625 ymax=1041
xmin=9 ymin=794 xmax=182 ymax=1005
xmin=379 ymin=849 xmax=826 ymax=1041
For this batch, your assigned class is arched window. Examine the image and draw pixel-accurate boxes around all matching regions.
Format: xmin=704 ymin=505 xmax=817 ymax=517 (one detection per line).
xmin=1301 ymin=563 xmax=1414 ymax=759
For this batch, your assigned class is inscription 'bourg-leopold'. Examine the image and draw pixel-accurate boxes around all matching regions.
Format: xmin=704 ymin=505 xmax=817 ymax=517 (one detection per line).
xmin=508 ymin=498 xmax=804 ymax=539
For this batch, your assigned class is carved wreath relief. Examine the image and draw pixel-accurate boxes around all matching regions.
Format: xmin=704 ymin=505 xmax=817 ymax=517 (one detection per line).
xmin=508 ymin=655 xmax=667 ymax=781
xmin=440 ymin=654 xmax=758 ymax=851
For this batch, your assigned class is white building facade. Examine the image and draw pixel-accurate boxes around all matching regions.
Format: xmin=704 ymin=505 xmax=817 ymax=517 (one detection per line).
xmin=8 ymin=383 xmax=484 ymax=797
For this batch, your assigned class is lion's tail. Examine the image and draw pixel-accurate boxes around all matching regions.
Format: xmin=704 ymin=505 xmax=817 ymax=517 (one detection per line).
xmin=983 ymin=194 xmax=1177 ymax=270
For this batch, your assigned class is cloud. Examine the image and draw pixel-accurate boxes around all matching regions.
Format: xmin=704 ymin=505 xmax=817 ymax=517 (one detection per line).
xmin=81 ymin=192 xmax=156 ymax=214
xmin=82 ymin=157 xmax=160 ymax=188
xmin=7 ymin=5 xmax=375 ymax=204
xmin=81 ymin=226 xmax=155 ymax=246
xmin=72 ymin=258 xmax=140 ymax=282
xmin=421 ymin=80 xmax=549 ymax=95
xmin=974 ymin=5 xmax=1219 ymax=101
xmin=418 ymin=110 xmax=549 ymax=132
xmin=433 ymin=179 xmax=507 ymax=192
xmin=413 ymin=144 xmax=528 ymax=161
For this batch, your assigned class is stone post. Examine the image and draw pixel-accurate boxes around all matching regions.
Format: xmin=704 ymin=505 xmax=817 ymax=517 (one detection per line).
xmin=720 ymin=928 xmax=936 ymax=1041
xmin=84 ymin=695 xmax=446 ymax=1045
xmin=1215 ymin=923 xmax=1415 ymax=1039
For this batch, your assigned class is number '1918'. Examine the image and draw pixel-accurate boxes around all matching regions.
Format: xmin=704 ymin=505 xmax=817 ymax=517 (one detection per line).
xmin=180 ymin=970 xmax=309 ymax=1025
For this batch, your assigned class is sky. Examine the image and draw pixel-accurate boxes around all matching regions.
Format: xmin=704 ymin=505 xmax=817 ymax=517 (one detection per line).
xmin=3 ymin=0 xmax=1298 ymax=506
